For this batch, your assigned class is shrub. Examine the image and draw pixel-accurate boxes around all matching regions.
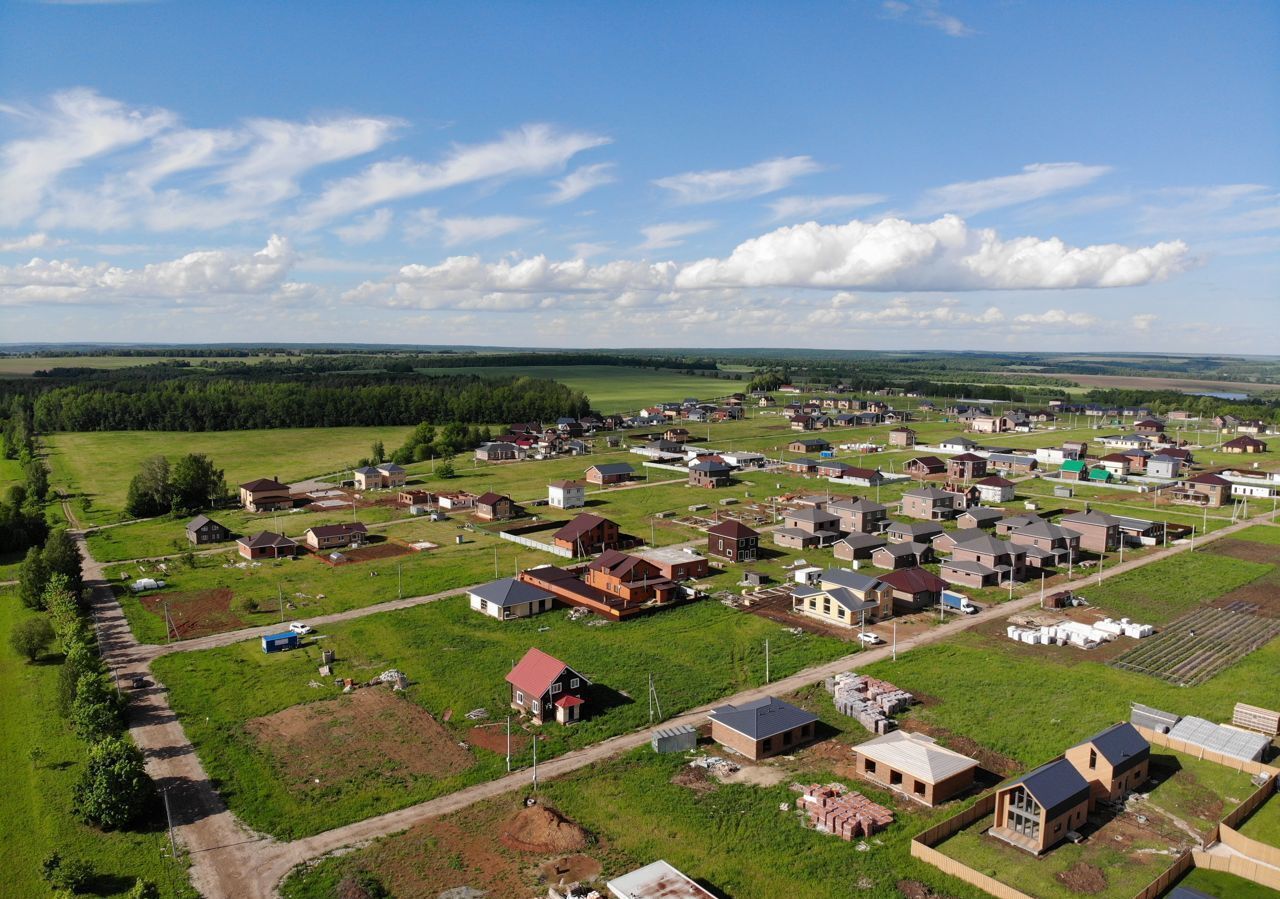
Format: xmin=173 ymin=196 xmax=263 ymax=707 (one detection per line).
xmin=127 ymin=879 xmax=160 ymax=899
xmin=41 ymin=853 xmax=94 ymax=892
xmin=73 ymin=737 xmax=152 ymax=830
xmin=9 ymin=615 xmax=54 ymax=662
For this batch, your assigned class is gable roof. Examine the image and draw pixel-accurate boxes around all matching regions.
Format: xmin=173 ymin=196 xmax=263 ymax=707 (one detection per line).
xmin=306 ymin=522 xmax=368 ymax=539
xmin=186 ymin=514 xmax=224 ymax=533
xmin=588 ymin=462 xmax=635 ymax=476
xmin=548 ymin=479 xmax=585 ymax=490
xmin=960 ymin=507 xmax=1005 ymax=523
xmin=475 ymin=491 xmax=509 ymax=506
xmin=837 ymin=532 xmax=887 ymax=550
xmin=708 ymin=519 xmax=759 ymax=540
xmin=976 ymin=475 xmax=1015 ymax=487
xmin=886 ymin=520 xmax=944 ymax=539
xmin=827 ymin=497 xmax=887 ymax=515
xmin=821 ymin=568 xmax=884 ymax=593
xmin=1005 ymin=758 xmax=1091 ymax=820
xmin=1076 ymin=723 xmax=1149 ymax=773
xmin=1061 ymin=509 xmax=1121 ymax=528
xmin=586 ymin=549 xmax=658 ymax=578
xmin=240 ymin=477 xmax=288 ymax=492
xmin=237 ymin=531 xmax=297 ymax=549
xmin=906 ymin=455 xmax=945 ymax=470
xmin=553 ymin=513 xmax=615 ymax=544
xmin=950 ymin=452 xmax=985 ymax=463
xmin=1010 ymin=519 xmax=1077 ymax=540
xmin=879 ymin=567 xmax=947 ymax=593
xmin=905 ymin=485 xmax=958 ymax=500
xmin=709 ymin=696 xmax=817 ymax=741
xmin=470 ymin=577 xmax=555 ymax=608
xmin=505 ymin=647 xmax=587 ymax=697
xmin=856 ymin=730 xmax=979 ymax=783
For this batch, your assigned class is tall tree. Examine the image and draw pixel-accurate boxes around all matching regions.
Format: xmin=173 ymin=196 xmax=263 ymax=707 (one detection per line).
xmin=124 ymin=455 xmax=171 ymax=518
xmin=18 ymin=545 xmax=49 ymax=610
xmin=73 ymin=737 xmax=152 ymax=830
xmin=169 ymin=453 xmax=226 ymax=514
xmin=42 ymin=529 xmax=84 ymax=599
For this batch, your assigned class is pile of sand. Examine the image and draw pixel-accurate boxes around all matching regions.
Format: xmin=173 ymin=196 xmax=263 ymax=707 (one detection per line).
xmin=499 ymin=804 xmax=589 ymax=853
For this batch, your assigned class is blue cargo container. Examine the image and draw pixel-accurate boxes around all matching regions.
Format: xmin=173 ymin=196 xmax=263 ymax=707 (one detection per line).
xmin=261 ymin=631 xmax=300 ymax=653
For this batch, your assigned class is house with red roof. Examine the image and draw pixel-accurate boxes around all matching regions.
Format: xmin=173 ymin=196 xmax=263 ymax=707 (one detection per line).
xmin=505 ymin=647 xmax=590 ymax=725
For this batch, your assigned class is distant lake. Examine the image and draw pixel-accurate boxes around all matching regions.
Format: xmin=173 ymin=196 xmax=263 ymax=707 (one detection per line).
xmin=1193 ymin=391 xmax=1249 ymax=400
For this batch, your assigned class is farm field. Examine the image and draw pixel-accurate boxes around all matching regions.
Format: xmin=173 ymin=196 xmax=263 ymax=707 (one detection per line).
xmin=150 ymin=595 xmax=854 ymax=839
xmin=0 ymin=591 xmax=194 ymax=898
xmin=45 ymin=426 xmax=415 ymax=524
xmin=0 ymin=354 xmax=274 ymax=376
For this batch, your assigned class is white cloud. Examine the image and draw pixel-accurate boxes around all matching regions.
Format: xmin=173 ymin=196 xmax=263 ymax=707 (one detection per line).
xmin=293 ymin=124 xmax=609 ymax=229
xmin=406 ymin=209 xmax=539 ymax=246
xmin=0 ymin=235 xmax=296 ymax=305
xmin=675 ymin=215 xmax=1188 ymax=291
xmin=569 ymin=241 xmax=612 ymax=259
xmin=1131 ymin=313 xmax=1156 ymax=332
xmin=881 ymin=0 xmax=975 ymax=37
xmin=1012 ymin=308 xmax=1100 ymax=328
xmin=915 ymin=163 xmax=1113 ymax=217
xmin=767 ymin=193 xmax=887 ymax=222
xmin=333 ymin=208 xmax=393 ymax=245
xmin=637 ymin=221 xmax=716 ymax=251
xmin=546 ymin=162 xmax=616 ymax=204
xmin=0 ymin=232 xmax=67 ymax=252
xmin=654 ymin=156 xmax=823 ymax=204
xmin=1136 ymin=184 xmax=1280 ymax=236
xmin=0 ymin=88 xmax=174 ymax=227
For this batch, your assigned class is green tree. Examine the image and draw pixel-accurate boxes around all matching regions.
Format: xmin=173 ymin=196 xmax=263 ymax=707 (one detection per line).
xmin=41 ymin=853 xmax=93 ymax=892
xmin=24 ymin=458 xmax=49 ymax=501
xmin=9 ymin=615 xmax=54 ymax=662
xmin=169 ymin=453 xmax=226 ymax=514
xmin=436 ymin=455 xmax=456 ymax=479
xmin=58 ymin=638 xmax=104 ymax=717
xmin=44 ymin=574 xmax=84 ymax=649
xmin=18 ymin=545 xmax=49 ymax=609
xmin=70 ymin=672 xmax=126 ymax=741
xmin=43 ymin=529 xmax=84 ymax=599
xmin=125 ymin=454 xmax=171 ymax=518
xmin=370 ymin=439 xmax=385 ymax=463
xmin=127 ymin=880 xmax=160 ymax=899
xmin=73 ymin=737 xmax=152 ymax=830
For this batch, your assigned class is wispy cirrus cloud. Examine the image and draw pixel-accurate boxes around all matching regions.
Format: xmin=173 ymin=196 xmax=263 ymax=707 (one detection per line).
xmin=637 ymin=220 xmax=716 ymax=251
xmin=654 ymin=156 xmax=823 ymax=204
xmin=0 ymin=232 xmax=67 ymax=252
xmin=914 ymin=162 xmax=1113 ymax=217
xmin=546 ymin=162 xmax=616 ymax=204
xmin=332 ymin=208 xmax=393 ymax=245
xmin=881 ymin=0 xmax=975 ymax=37
xmin=767 ymin=193 xmax=887 ymax=222
xmin=406 ymin=209 xmax=539 ymax=246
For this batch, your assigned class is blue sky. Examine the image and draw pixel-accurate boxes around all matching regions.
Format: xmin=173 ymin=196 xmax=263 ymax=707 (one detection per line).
xmin=0 ymin=0 xmax=1276 ymax=351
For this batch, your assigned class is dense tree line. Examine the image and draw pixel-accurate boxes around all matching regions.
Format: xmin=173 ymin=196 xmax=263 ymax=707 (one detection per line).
xmin=1 ymin=400 xmax=51 ymax=554
xmin=125 ymin=453 xmax=229 ymax=518
xmin=29 ymin=374 xmax=590 ymax=432
xmin=385 ymin=421 xmax=493 ymax=466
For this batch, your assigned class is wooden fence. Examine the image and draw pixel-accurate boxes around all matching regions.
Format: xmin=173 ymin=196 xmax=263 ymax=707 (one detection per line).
xmin=909 ymin=793 xmax=1045 ymax=899
xmin=1192 ymin=847 xmax=1280 ymax=891
xmin=1132 ymin=723 xmax=1280 ymax=777
xmin=1129 ymin=851 xmax=1193 ymax=899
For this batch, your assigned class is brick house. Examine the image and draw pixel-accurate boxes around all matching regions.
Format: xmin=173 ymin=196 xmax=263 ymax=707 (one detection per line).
xmin=304 ymin=522 xmax=368 ymax=551
xmin=583 ymin=550 xmax=678 ymax=604
xmin=887 ymin=427 xmax=916 ymax=448
xmin=833 ymin=532 xmax=887 ymax=561
xmin=236 ymin=531 xmax=299 ymax=560
xmin=788 ymin=437 xmax=830 ymax=454
xmin=707 ymin=519 xmax=760 ymax=562
xmin=827 ymin=497 xmax=888 ymax=534
xmin=553 ymin=513 xmax=623 ymax=555
xmin=975 ymin=476 xmax=1016 ymax=504
xmin=904 ymin=456 xmax=945 ymax=477
xmin=638 ymin=546 xmax=710 ymax=581
xmin=238 ymin=477 xmax=293 ymax=512
xmin=585 ymin=462 xmax=635 ymax=485
xmin=1222 ymin=435 xmax=1267 ymax=454
xmin=689 ymin=459 xmax=733 ymax=488
xmin=474 ymin=492 xmax=519 ymax=521
xmin=853 ymin=730 xmax=978 ymax=807
xmin=1059 ymin=510 xmax=1121 ymax=553
xmin=186 ymin=514 xmax=231 ymax=545
xmin=947 ymin=453 xmax=988 ymax=480
xmin=878 ymin=567 xmax=947 ymax=613
xmin=1006 ymin=519 xmax=1079 ymax=567
xmin=505 ymin=648 xmax=590 ymax=725
xmin=871 ymin=541 xmax=933 ymax=570
xmin=709 ymin=697 xmax=818 ymax=761
xmin=900 ymin=486 xmax=964 ymax=521
xmin=1171 ymin=473 xmax=1232 ymax=507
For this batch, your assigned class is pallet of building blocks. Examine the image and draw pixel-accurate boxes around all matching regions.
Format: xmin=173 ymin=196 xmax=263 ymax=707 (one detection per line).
xmin=791 ymin=782 xmax=894 ymax=840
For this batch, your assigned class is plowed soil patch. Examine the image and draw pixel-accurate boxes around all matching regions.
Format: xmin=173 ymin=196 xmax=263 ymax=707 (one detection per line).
xmin=1057 ymin=861 xmax=1107 ymax=894
xmin=499 ymin=804 xmax=589 ymax=854
xmin=139 ymin=587 xmax=244 ymax=639
xmin=1207 ymin=539 xmax=1279 ymax=565
xmin=468 ymin=724 xmax=531 ymax=755
xmin=246 ymin=689 xmax=472 ymax=792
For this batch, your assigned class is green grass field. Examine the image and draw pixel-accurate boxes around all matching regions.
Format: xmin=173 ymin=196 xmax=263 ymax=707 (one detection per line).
xmin=1238 ymin=792 xmax=1280 ymax=847
xmin=0 ymin=592 xmax=194 ymax=897
xmin=46 ymin=426 xmax=414 ymax=523
xmin=150 ymin=596 xmax=854 ymax=839
xmin=1167 ymin=868 xmax=1280 ymax=899
xmin=1233 ymin=524 xmax=1280 ymax=546
xmin=0 ymin=355 xmax=275 ymax=377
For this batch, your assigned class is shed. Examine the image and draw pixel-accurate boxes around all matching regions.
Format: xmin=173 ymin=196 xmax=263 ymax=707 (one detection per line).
xmin=261 ymin=631 xmax=299 ymax=653
xmin=651 ymin=724 xmax=698 ymax=754
xmin=1130 ymin=703 xmax=1179 ymax=735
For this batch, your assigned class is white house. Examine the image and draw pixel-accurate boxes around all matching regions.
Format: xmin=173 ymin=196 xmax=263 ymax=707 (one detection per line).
xmin=548 ymin=479 xmax=587 ymax=509
xmin=975 ymin=476 xmax=1016 ymax=504
xmin=468 ymin=578 xmax=556 ymax=620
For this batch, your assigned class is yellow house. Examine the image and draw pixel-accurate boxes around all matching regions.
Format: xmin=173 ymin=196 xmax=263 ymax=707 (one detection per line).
xmin=792 ymin=569 xmax=893 ymax=628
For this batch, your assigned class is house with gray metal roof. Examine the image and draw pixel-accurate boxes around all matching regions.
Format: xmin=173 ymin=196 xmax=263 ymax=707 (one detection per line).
xmin=468 ymin=577 xmax=556 ymax=621
xmin=709 ymin=696 xmax=819 ymax=760
xmin=991 ymin=757 xmax=1091 ymax=854
xmin=791 ymin=569 xmax=893 ymax=627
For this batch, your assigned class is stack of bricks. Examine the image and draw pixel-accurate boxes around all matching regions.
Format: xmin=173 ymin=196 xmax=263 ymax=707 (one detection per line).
xmin=826 ymin=672 xmax=914 ymax=733
xmin=792 ymin=782 xmax=895 ymax=840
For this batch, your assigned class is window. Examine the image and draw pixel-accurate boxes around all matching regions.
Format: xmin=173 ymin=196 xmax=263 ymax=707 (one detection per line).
xmin=478 ymin=599 xmax=487 ymax=611
xmin=531 ymin=700 xmax=540 ymax=714
xmin=1088 ymin=748 xmax=1097 ymax=770
xmin=761 ymin=737 xmax=772 ymax=752
xmin=865 ymin=759 xmax=876 ymax=774
xmin=890 ymin=770 xmax=903 ymax=786
xmin=550 ymin=683 xmax=562 ymax=695
xmin=515 ymin=691 xmax=524 ymax=705
xmin=570 ymin=677 xmax=579 ymax=689
xmin=913 ymin=781 xmax=926 ymax=796
xmin=783 ymin=730 xmax=793 ymax=745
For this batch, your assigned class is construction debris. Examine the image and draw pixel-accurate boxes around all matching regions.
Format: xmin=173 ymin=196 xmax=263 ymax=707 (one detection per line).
xmin=690 ymin=755 xmax=739 ymax=776
xmin=826 ymin=672 xmax=914 ymax=734
xmin=464 ymin=707 xmax=489 ymax=720
xmin=374 ymin=669 xmax=410 ymax=690
xmin=792 ymin=782 xmax=894 ymax=840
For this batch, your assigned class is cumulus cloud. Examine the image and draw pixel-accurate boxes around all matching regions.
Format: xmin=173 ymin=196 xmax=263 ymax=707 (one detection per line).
xmin=546 ymin=162 xmax=616 ymax=204
xmin=674 ymin=215 xmax=1188 ymax=291
xmin=637 ymin=221 xmax=716 ymax=251
xmin=767 ymin=193 xmax=887 ymax=222
xmin=293 ymin=124 xmax=609 ymax=229
xmin=654 ymin=156 xmax=823 ymax=204
xmin=915 ymin=163 xmax=1113 ymax=217
xmin=0 ymin=235 xmax=296 ymax=305
xmin=881 ymin=0 xmax=975 ymax=37
xmin=0 ymin=232 xmax=67 ymax=252
xmin=1012 ymin=308 xmax=1099 ymax=328
xmin=333 ymin=208 xmax=393 ymax=245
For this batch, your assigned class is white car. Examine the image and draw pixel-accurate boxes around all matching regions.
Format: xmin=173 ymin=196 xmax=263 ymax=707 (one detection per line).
xmin=288 ymin=622 xmax=313 ymax=636
xmin=857 ymin=632 xmax=884 ymax=645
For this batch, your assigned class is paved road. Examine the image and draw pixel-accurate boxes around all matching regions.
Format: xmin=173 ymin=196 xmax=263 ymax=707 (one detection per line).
xmin=80 ymin=513 xmax=1277 ymax=898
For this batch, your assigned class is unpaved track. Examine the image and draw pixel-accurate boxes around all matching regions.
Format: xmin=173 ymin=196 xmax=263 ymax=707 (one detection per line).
xmin=81 ymin=516 xmax=1278 ymax=897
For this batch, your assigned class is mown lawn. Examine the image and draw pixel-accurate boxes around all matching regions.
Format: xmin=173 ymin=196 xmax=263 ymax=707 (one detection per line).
xmin=0 ymin=591 xmax=194 ymax=897
xmin=1232 ymin=524 xmax=1280 ymax=546
xmin=45 ymin=426 xmax=415 ymax=523
xmin=1167 ymin=867 xmax=1280 ymax=899
xmin=151 ymin=596 xmax=854 ymax=839
xmin=1238 ymin=792 xmax=1280 ymax=847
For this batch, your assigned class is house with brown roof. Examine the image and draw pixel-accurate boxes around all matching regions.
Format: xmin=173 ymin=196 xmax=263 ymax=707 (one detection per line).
xmin=236 ymin=531 xmax=299 ymax=560
xmin=238 ymin=477 xmax=293 ymax=512
xmin=888 ymin=427 xmax=916 ymax=448
xmin=974 ymin=475 xmax=1016 ymax=504
xmin=947 ymin=453 xmax=988 ymax=480
xmin=547 ymin=479 xmax=586 ymax=509
xmin=1222 ymin=435 xmax=1267 ymax=454
xmin=904 ymin=456 xmax=945 ymax=477
xmin=186 ymin=515 xmax=231 ymax=545
xmin=304 ymin=522 xmax=368 ymax=551
xmin=1171 ymin=473 xmax=1232 ymax=507
xmin=878 ymin=567 xmax=947 ymax=613
xmin=1059 ymin=509 xmax=1121 ymax=553
xmin=788 ymin=437 xmax=830 ymax=454
xmin=553 ymin=513 xmax=623 ymax=555
xmin=584 ymin=550 xmax=678 ymax=605
xmin=707 ymin=520 xmax=759 ymax=562
xmin=506 ymin=648 xmax=590 ymax=725
xmin=901 ymin=486 xmax=965 ymax=521
xmin=638 ymin=546 xmax=710 ymax=581
xmin=474 ymin=492 xmax=519 ymax=521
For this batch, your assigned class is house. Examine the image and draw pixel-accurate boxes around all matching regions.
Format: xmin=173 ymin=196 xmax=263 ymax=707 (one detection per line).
xmin=469 ymin=577 xmax=556 ymax=620
xmin=186 ymin=514 xmax=231 ymax=545
xmin=792 ymin=569 xmax=894 ymax=627
xmin=1113 ymin=515 xmax=1168 ymax=547
xmin=938 ymin=436 xmax=979 ymax=453
xmin=986 ymin=453 xmax=1037 ymax=474
xmin=304 ymin=522 xmax=368 ymax=551
xmin=885 ymin=520 xmax=944 ymax=544
xmin=1095 ymin=454 xmax=1131 ymax=478
xmin=942 ymin=534 xmax=1026 ymax=587
xmin=990 ymin=758 xmax=1091 ymax=854
xmin=1059 ymin=509 xmax=1121 ymax=553
xmin=376 ymin=463 xmax=406 ymax=487
xmin=399 ymin=489 xmax=433 ymax=509
xmin=871 ymin=541 xmax=933 ymax=570
xmin=1146 ymin=454 xmax=1182 ymax=479
xmin=584 ymin=550 xmax=678 ymax=604
xmin=436 ymin=491 xmax=476 ymax=511
xmin=638 ymin=546 xmax=710 ymax=581
xmin=474 ymin=442 xmax=525 ymax=463
xmin=853 ymin=730 xmax=979 ymax=806
xmin=878 ymin=567 xmax=947 ymax=613
xmin=1058 ymin=459 xmax=1088 ymax=482
xmin=975 ymin=475 xmax=1016 ymax=504
xmin=1171 ymin=473 xmax=1232 ymax=507
xmin=547 ymin=479 xmax=586 ymax=509
xmin=1064 ymin=723 xmax=1150 ymax=803
xmin=947 ymin=453 xmax=988 ymax=480
xmin=236 ymin=531 xmax=299 ymax=560
xmin=664 ymin=427 xmax=690 ymax=443
xmin=238 ymin=477 xmax=293 ymax=512
xmin=1222 ymin=435 xmax=1267 ymax=454
xmin=888 ymin=427 xmax=917 ymax=448
xmin=1006 ymin=519 xmax=1079 ymax=567
xmin=1121 ymin=448 xmax=1151 ymax=473
xmin=834 ymin=531 xmax=888 ymax=562
xmin=553 ymin=513 xmax=623 ymax=555
xmin=689 ymin=459 xmax=733 ymax=488
xmin=957 ymin=507 xmax=1004 ymax=529
xmin=827 ymin=497 xmax=888 ymax=534
xmin=707 ymin=519 xmax=760 ymax=562
xmin=586 ymin=462 xmax=635 ymax=485
xmin=505 ymin=648 xmax=590 ymax=725
xmin=720 ymin=450 xmax=766 ymax=469
xmin=788 ymin=438 xmax=831 ymax=454
xmin=605 ymin=861 xmax=716 ymax=899
xmin=904 ymin=456 xmax=946 ymax=477
xmin=930 ymin=527 xmax=984 ymax=555
xmin=901 ymin=486 xmax=964 ymax=521
xmin=785 ymin=458 xmax=818 ymax=474
xmin=353 ymin=465 xmax=384 ymax=489
xmin=968 ymin=414 xmax=1015 ymax=434
xmin=1133 ymin=419 xmax=1165 ymax=435
xmin=709 ymin=696 xmax=819 ymax=761
xmin=474 ymin=492 xmax=519 ymax=521
xmin=775 ymin=507 xmax=842 ymax=550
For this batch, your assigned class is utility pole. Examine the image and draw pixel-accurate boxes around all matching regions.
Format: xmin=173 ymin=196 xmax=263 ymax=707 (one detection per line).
xmin=163 ymin=786 xmax=177 ymax=861
xmin=506 ymin=716 xmax=511 ymax=773
xmin=494 ymin=546 xmax=499 ymax=577
xmin=892 ymin=620 xmax=897 ymax=661
xmin=531 ymin=735 xmax=538 ymax=794
xmin=764 ymin=639 xmax=770 ymax=684
xmin=397 ymin=563 xmax=402 ymax=599
xmin=1098 ymin=551 xmax=1105 ymax=586
xmin=279 ymin=583 xmax=284 ymax=623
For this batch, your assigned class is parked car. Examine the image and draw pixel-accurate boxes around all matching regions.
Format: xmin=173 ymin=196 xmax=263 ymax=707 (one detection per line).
xmin=857 ymin=632 xmax=884 ymax=645
xmin=288 ymin=622 xmax=313 ymax=635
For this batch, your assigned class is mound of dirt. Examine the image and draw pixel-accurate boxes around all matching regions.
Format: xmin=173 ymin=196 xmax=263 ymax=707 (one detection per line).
xmin=537 ymin=854 xmax=602 ymax=886
xmin=671 ymin=764 xmax=718 ymax=793
xmin=499 ymin=804 xmax=589 ymax=854
xmin=897 ymin=881 xmax=957 ymax=899
xmin=1056 ymin=862 xmax=1107 ymax=895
